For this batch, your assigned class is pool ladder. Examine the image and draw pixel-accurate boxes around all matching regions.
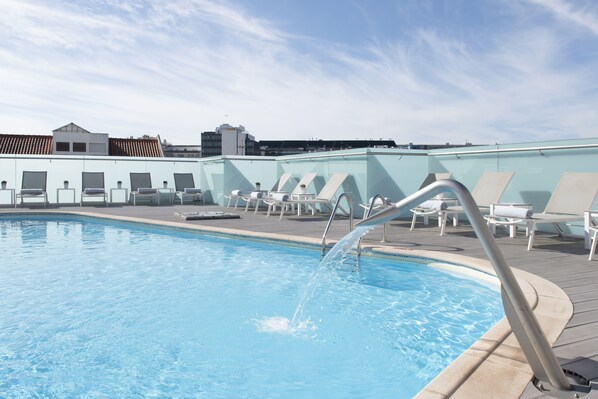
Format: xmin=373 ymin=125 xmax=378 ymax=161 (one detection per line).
xmin=321 ymin=193 xmax=353 ymax=256
xmin=356 ymin=179 xmax=598 ymax=397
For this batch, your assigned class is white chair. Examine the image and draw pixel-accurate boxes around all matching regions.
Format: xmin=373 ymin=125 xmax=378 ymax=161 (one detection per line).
xmin=410 ymin=172 xmax=452 ymax=232
xmin=505 ymin=172 xmax=598 ymax=251
xmin=589 ymin=222 xmax=598 ymax=261
xmin=80 ymin=172 xmax=108 ymax=206
xmin=261 ymin=172 xmax=317 ymax=215
xmin=226 ymin=172 xmax=293 ymax=211
xmin=436 ymin=171 xmax=515 ymax=235
xmin=265 ymin=173 xmax=349 ymax=220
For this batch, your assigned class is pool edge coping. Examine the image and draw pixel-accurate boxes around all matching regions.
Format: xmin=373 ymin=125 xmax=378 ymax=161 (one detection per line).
xmin=1 ymin=210 xmax=573 ymax=398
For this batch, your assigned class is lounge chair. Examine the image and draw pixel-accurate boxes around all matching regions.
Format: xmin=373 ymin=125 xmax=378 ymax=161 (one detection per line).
xmin=130 ymin=172 xmax=159 ymax=206
xmin=226 ymin=172 xmax=293 ymax=210
xmin=80 ymin=172 xmax=108 ymax=206
xmin=488 ymin=172 xmax=598 ymax=251
xmin=410 ymin=173 xmax=452 ymax=231
xmin=589 ymin=215 xmax=598 ymax=261
xmin=16 ymin=171 xmax=48 ymax=207
xmin=174 ymin=173 xmax=203 ymax=205
xmin=265 ymin=172 xmax=349 ymax=220
xmin=413 ymin=171 xmax=514 ymax=235
xmin=261 ymin=172 xmax=318 ymax=215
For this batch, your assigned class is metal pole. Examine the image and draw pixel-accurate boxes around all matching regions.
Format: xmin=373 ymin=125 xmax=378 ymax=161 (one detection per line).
xmin=357 ymin=179 xmax=571 ymax=392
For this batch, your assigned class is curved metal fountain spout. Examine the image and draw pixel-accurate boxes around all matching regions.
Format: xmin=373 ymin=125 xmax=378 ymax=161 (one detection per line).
xmin=357 ymin=179 xmax=574 ymax=394
xmin=321 ymin=193 xmax=353 ymax=256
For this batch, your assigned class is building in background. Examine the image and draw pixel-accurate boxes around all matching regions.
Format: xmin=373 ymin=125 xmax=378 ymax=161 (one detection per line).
xmin=53 ymin=123 xmax=109 ymax=156
xmin=201 ymin=124 xmax=259 ymax=157
xmin=162 ymin=140 xmax=201 ymax=158
xmin=258 ymin=139 xmax=398 ymax=156
xmin=0 ymin=123 xmax=164 ymax=157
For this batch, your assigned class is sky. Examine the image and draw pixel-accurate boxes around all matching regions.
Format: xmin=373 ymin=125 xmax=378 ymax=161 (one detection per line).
xmin=1 ymin=0 xmax=598 ymax=145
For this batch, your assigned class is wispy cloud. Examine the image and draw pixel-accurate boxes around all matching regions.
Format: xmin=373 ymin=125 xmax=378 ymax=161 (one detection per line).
xmin=0 ymin=0 xmax=597 ymax=144
xmin=528 ymin=0 xmax=598 ymax=35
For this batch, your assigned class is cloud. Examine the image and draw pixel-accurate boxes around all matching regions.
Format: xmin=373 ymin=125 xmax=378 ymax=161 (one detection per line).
xmin=528 ymin=0 xmax=598 ymax=35
xmin=0 ymin=0 xmax=597 ymax=145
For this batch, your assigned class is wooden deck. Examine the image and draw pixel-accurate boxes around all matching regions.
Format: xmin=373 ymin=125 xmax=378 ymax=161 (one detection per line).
xmin=3 ymin=203 xmax=597 ymax=398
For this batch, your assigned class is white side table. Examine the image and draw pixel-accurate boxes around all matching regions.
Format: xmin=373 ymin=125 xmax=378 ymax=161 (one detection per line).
xmin=291 ymin=193 xmax=316 ymax=216
xmin=0 ymin=188 xmax=15 ymax=207
xmin=110 ymin=188 xmax=129 ymax=204
xmin=56 ymin=188 xmax=76 ymax=205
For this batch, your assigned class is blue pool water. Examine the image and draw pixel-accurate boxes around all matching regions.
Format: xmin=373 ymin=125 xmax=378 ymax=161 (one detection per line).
xmin=0 ymin=216 xmax=504 ymax=398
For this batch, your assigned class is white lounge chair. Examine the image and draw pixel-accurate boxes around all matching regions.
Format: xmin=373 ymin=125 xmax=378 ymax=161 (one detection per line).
xmin=16 ymin=171 xmax=48 ymax=207
xmin=261 ymin=172 xmax=318 ymax=215
xmin=589 ymin=214 xmax=598 ymax=261
xmin=265 ymin=173 xmax=349 ymax=220
xmin=226 ymin=172 xmax=293 ymax=210
xmin=80 ymin=172 xmax=108 ymax=206
xmin=414 ymin=171 xmax=514 ymax=235
xmin=410 ymin=172 xmax=452 ymax=232
xmin=130 ymin=172 xmax=159 ymax=206
xmin=496 ymin=172 xmax=598 ymax=251
xmin=174 ymin=173 xmax=203 ymax=205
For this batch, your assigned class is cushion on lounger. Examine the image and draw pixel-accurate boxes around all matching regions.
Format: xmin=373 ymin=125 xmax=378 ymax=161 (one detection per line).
xmin=272 ymin=193 xmax=289 ymax=202
xmin=250 ymin=191 xmax=263 ymax=199
xmin=493 ymin=206 xmax=533 ymax=219
xmin=137 ymin=188 xmax=157 ymax=194
xmin=84 ymin=188 xmax=106 ymax=195
xmin=20 ymin=189 xmax=44 ymax=195
xmin=184 ymin=188 xmax=202 ymax=194
xmin=418 ymin=200 xmax=448 ymax=210
xmin=368 ymin=197 xmax=391 ymax=206
xmin=231 ymin=189 xmax=242 ymax=196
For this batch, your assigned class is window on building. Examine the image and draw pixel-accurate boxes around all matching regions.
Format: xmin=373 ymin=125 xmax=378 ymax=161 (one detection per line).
xmin=56 ymin=142 xmax=70 ymax=152
xmin=89 ymin=143 xmax=106 ymax=153
xmin=73 ymin=142 xmax=86 ymax=152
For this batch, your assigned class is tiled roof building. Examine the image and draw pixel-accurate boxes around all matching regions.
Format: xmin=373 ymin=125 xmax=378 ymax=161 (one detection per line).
xmin=0 ymin=134 xmax=53 ymax=155
xmin=0 ymin=132 xmax=163 ymax=157
xmin=109 ymin=138 xmax=163 ymax=157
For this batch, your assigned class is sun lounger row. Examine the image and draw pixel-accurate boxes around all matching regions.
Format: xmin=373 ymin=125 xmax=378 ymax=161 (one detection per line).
xmin=9 ymin=171 xmax=202 ymax=207
xmin=369 ymin=171 xmax=598 ymax=258
xmin=225 ymin=172 xmax=350 ymax=221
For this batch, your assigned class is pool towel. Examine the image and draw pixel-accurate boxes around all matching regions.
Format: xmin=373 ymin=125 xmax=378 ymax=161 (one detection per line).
xmin=493 ymin=206 xmax=533 ymax=219
xmin=250 ymin=191 xmax=263 ymax=199
xmin=368 ymin=197 xmax=390 ymax=206
xmin=272 ymin=193 xmax=289 ymax=202
xmin=418 ymin=199 xmax=448 ymax=210
xmin=231 ymin=189 xmax=242 ymax=196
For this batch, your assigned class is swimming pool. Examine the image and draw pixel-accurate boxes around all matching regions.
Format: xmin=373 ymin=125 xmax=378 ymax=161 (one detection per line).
xmin=0 ymin=215 xmax=504 ymax=398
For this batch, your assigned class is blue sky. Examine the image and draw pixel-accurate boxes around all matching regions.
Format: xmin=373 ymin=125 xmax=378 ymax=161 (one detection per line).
xmin=1 ymin=0 xmax=598 ymax=145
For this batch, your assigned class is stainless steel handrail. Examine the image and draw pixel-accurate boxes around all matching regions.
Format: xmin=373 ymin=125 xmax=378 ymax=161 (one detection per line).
xmin=357 ymin=194 xmax=388 ymax=256
xmin=321 ymin=193 xmax=353 ymax=256
xmin=431 ymin=142 xmax=598 ymax=156
xmin=356 ymin=179 xmax=572 ymax=393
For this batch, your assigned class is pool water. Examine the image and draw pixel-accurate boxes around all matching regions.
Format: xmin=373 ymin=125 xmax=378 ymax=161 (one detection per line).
xmin=0 ymin=216 xmax=504 ymax=398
